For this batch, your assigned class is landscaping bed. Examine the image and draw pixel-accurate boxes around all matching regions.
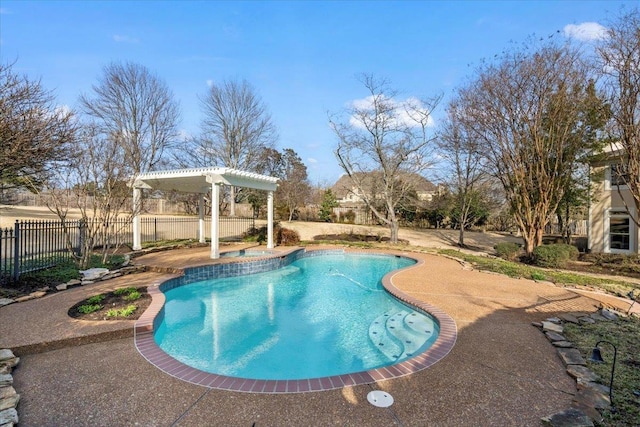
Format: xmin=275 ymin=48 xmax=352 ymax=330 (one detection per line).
xmin=68 ymin=286 xmax=151 ymax=321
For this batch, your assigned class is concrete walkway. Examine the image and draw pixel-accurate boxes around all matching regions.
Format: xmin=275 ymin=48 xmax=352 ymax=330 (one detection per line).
xmin=1 ymin=246 xmax=624 ymax=426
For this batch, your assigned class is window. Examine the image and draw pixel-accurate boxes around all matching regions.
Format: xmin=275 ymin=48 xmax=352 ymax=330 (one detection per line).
xmin=608 ymin=209 xmax=632 ymax=252
xmin=610 ymin=163 xmax=630 ymax=188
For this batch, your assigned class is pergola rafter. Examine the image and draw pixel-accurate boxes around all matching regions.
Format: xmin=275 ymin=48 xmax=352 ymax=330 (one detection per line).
xmin=131 ymin=167 xmax=279 ymax=258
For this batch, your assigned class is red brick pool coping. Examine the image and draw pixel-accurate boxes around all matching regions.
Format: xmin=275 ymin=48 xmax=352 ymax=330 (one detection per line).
xmin=134 ymin=249 xmax=457 ymax=393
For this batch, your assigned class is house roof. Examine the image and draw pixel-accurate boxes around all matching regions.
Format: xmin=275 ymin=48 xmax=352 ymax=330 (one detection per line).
xmin=131 ymin=167 xmax=279 ymax=193
xmin=332 ymin=172 xmax=437 ymax=199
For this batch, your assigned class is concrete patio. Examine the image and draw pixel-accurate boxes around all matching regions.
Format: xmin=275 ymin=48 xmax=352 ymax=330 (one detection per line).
xmin=0 ymin=245 xmax=625 ymax=426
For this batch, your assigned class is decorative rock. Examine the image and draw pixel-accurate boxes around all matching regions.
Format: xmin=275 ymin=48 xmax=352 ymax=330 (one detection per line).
xmin=0 ymin=408 xmax=18 ymax=425
xmin=12 ymin=295 xmax=35 ymax=303
xmin=29 ymin=291 xmax=47 ymax=298
xmin=578 ymin=316 xmax=595 ymax=324
xmin=567 ymin=365 xmax=599 ymax=383
xmin=55 ymin=283 xmax=68 ymax=291
xmin=0 ymin=386 xmax=16 ymax=401
xmin=532 ymin=322 xmax=543 ymax=328
xmin=574 ymin=386 xmax=610 ymax=409
xmin=578 ymin=381 xmax=610 ymax=395
xmin=541 ymin=408 xmax=593 ymax=427
xmin=81 ymin=280 xmax=95 ymax=286
xmin=0 ymin=375 xmax=12 ymax=387
xmin=66 ymin=279 xmax=82 ymax=287
xmin=0 ymin=366 xmax=9 ymax=375
xmin=559 ymin=314 xmax=581 ymax=324
xmin=545 ymin=331 xmax=566 ymax=342
xmin=600 ymin=309 xmax=618 ymax=321
xmin=590 ymin=313 xmax=608 ymax=322
xmin=0 ymin=392 xmax=19 ymax=411
xmin=552 ymin=341 xmax=574 ymax=348
xmin=0 ymin=350 xmax=14 ymax=363
xmin=546 ymin=317 xmax=563 ymax=324
xmin=101 ymin=271 xmax=123 ymax=281
xmin=570 ymin=402 xmax=603 ymax=425
xmin=557 ymin=348 xmax=586 ymax=366
xmin=542 ymin=321 xmax=564 ymax=334
xmin=79 ymin=267 xmax=109 ymax=281
xmin=0 ymin=299 xmax=13 ymax=308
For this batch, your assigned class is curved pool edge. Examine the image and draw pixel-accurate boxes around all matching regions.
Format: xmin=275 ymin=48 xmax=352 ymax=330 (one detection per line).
xmin=134 ymin=248 xmax=457 ymax=394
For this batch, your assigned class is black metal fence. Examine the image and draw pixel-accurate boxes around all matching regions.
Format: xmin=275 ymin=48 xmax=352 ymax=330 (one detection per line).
xmin=0 ymin=216 xmax=255 ymax=284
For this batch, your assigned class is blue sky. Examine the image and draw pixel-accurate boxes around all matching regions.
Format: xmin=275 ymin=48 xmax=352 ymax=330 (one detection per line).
xmin=1 ymin=0 xmax=636 ymax=184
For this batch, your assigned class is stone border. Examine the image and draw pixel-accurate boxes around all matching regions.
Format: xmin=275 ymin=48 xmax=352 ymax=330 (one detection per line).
xmin=535 ymin=308 xmax=623 ymax=426
xmin=0 ymin=262 xmax=146 ymax=308
xmin=0 ymin=349 xmax=20 ymax=426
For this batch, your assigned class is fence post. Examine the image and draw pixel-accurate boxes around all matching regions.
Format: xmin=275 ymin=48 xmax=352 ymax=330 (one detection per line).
xmin=154 ymin=217 xmax=157 ymax=242
xmin=12 ymin=220 xmax=20 ymax=281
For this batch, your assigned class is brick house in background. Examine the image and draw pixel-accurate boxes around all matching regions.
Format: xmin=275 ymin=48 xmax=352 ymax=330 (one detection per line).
xmin=331 ymin=172 xmax=438 ymax=224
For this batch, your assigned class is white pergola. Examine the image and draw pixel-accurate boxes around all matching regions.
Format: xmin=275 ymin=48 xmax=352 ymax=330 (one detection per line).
xmin=131 ymin=167 xmax=279 ymax=259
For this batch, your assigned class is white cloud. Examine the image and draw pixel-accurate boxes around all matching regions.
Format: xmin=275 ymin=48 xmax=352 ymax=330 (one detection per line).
xmin=113 ymin=34 xmax=140 ymax=43
xmin=563 ymin=22 xmax=608 ymax=41
xmin=349 ymin=95 xmax=435 ymax=129
xmin=307 ymin=157 xmax=318 ymax=164
xmin=206 ymin=79 xmax=214 ymax=87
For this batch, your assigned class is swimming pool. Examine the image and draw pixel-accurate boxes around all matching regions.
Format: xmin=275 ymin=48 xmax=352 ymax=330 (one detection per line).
xmin=154 ymin=253 xmax=438 ymax=380
xmin=135 ymin=249 xmax=457 ymax=393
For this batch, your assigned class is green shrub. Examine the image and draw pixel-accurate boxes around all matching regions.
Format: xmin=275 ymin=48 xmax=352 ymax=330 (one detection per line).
xmin=123 ymin=290 xmax=141 ymax=301
xmin=78 ymin=304 xmax=102 ymax=314
xmin=494 ymin=242 xmax=520 ymax=260
xmin=530 ymin=271 xmax=546 ymax=281
xmin=532 ymin=243 xmax=578 ymax=268
xmin=106 ymin=305 xmax=137 ymax=318
xmin=86 ymin=294 xmax=105 ymax=304
xmin=113 ymin=287 xmax=137 ymax=296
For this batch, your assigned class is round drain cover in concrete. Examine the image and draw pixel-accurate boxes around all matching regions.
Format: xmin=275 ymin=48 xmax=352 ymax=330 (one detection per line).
xmin=367 ymin=390 xmax=394 ymax=407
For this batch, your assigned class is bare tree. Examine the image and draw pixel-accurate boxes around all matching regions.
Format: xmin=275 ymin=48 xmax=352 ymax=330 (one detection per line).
xmin=277 ymin=148 xmax=311 ymax=221
xmin=0 ymin=61 xmax=76 ymax=193
xmin=437 ymin=100 xmax=489 ymax=247
xmin=198 ymin=78 xmax=277 ymax=215
xmin=45 ymin=123 xmax=133 ymax=267
xmin=79 ymin=61 xmax=180 ymax=176
xmin=597 ymin=8 xmax=640 ymax=224
xmin=331 ymin=74 xmax=440 ymax=242
xmin=457 ymin=40 xmax=606 ymax=256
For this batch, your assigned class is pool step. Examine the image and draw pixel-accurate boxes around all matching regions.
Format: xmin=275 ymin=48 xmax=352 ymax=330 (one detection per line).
xmin=369 ymin=310 xmax=434 ymax=361
xmin=368 ymin=312 xmax=403 ymax=361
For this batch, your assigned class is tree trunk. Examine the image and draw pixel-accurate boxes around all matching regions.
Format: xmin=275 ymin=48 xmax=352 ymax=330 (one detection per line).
xmin=458 ymin=226 xmax=465 ymax=247
xmin=389 ymin=220 xmax=399 ymax=243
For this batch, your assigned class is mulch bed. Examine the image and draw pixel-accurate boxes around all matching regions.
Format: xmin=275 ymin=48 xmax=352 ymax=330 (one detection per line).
xmin=68 ymin=286 xmax=151 ymax=321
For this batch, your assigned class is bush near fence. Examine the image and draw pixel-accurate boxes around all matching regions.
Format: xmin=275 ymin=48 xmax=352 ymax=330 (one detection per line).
xmin=0 ymin=216 xmax=254 ymax=283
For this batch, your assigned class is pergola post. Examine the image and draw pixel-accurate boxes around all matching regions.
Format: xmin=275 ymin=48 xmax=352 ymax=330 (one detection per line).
xmin=198 ymin=194 xmax=205 ymax=243
xmin=211 ymin=183 xmax=220 ymax=259
xmin=132 ymin=187 xmax=142 ymax=251
xmin=267 ymin=190 xmax=274 ymax=249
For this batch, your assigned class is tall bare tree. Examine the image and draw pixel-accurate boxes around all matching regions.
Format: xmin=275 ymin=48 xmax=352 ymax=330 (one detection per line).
xmin=277 ymin=148 xmax=311 ymax=221
xmin=331 ymin=74 xmax=440 ymax=242
xmin=457 ymin=40 xmax=606 ymax=255
xmin=45 ymin=123 xmax=133 ymax=267
xmin=79 ymin=61 xmax=180 ymax=176
xmin=0 ymin=61 xmax=76 ymax=193
xmin=597 ymin=8 xmax=640 ymax=224
xmin=437 ymin=100 xmax=489 ymax=247
xmin=198 ymin=78 xmax=277 ymax=215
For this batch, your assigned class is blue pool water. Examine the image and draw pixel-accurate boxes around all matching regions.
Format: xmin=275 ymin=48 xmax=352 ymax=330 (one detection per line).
xmin=154 ymin=253 xmax=439 ymax=380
